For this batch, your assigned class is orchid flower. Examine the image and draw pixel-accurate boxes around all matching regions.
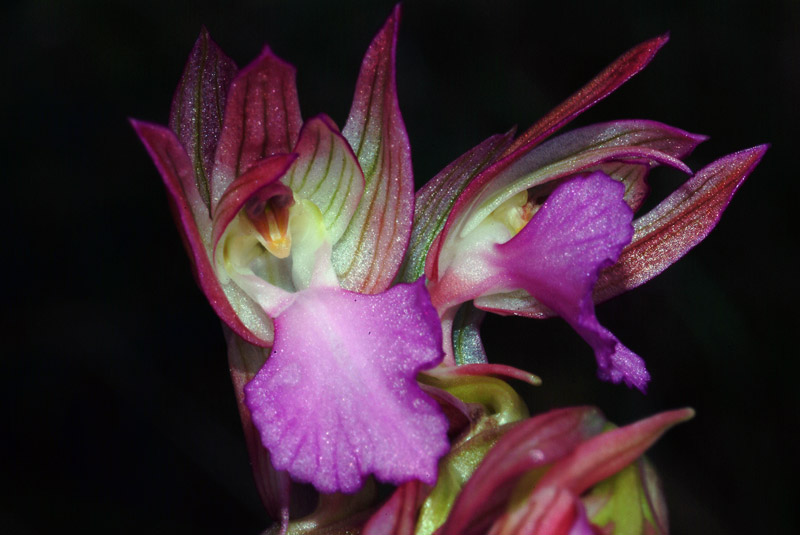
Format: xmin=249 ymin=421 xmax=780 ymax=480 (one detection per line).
xmin=402 ymin=36 xmax=766 ymax=392
xmin=132 ymin=6 xmax=449 ymax=495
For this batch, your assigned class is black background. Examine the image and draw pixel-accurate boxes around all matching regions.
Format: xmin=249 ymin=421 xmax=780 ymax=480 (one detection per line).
xmin=3 ymin=1 xmax=797 ymax=533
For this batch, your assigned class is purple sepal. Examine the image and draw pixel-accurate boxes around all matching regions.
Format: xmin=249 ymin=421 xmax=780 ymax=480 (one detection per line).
xmin=244 ymin=279 xmax=449 ymax=493
xmin=169 ymin=27 xmax=238 ymax=209
xmin=503 ymin=35 xmax=669 ymax=155
xmin=211 ymin=46 xmax=302 ymax=211
xmin=334 ymin=5 xmax=414 ymax=294
xmin=595 ymin=145 xmax=768 ymax=302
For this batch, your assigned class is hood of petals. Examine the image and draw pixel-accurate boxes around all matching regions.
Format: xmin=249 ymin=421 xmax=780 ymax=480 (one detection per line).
xmin=211 ymin=154 xmax=298 ymax=255
xmin=209 ymin=154 xmax=300 ymax=321
xmin=210 ymin=45 xmax=303 ymax=211
xmin=282 ymin=114 xmax=366 ymax=246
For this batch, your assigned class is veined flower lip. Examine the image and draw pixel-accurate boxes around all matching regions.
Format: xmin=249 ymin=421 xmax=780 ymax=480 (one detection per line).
xmin=243 ymin=279 xmax=450 ymax=494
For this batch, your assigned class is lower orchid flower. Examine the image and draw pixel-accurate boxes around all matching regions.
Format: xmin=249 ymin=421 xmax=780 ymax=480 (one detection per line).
xmin=364 ymin=405 xmax=692 ymax=535
xmin=134 ymin=6 xmax=449 ymax=497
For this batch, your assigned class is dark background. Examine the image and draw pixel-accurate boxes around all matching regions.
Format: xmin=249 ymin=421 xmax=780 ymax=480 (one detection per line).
xmin=3 ymin=0 xmax=796 ymax=533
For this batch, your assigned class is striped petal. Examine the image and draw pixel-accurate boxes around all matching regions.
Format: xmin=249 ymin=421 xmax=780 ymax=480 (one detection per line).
xmin=169 ymin=27 xmax=238 ymax=211
xmin=211 ymin=46 xmax=302 ymax=211
xmin=283 ymin=114 xmax=365 ymax=245
xmin=334 ymin=5 xmax=414 ymax=293
xmin=132 ymin=120 xmax=271 ymax=346
xmin=594 ymin=145 xmax=768 ymax=302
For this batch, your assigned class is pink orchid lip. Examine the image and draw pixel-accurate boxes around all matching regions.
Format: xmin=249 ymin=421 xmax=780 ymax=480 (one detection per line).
xmin=244 ymin=279 xmax=450 ymax=494
xmin=428 ymin=172 xmax=650 ymax=391
xmin=491 ymin=172 xmax=649 ymax=390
